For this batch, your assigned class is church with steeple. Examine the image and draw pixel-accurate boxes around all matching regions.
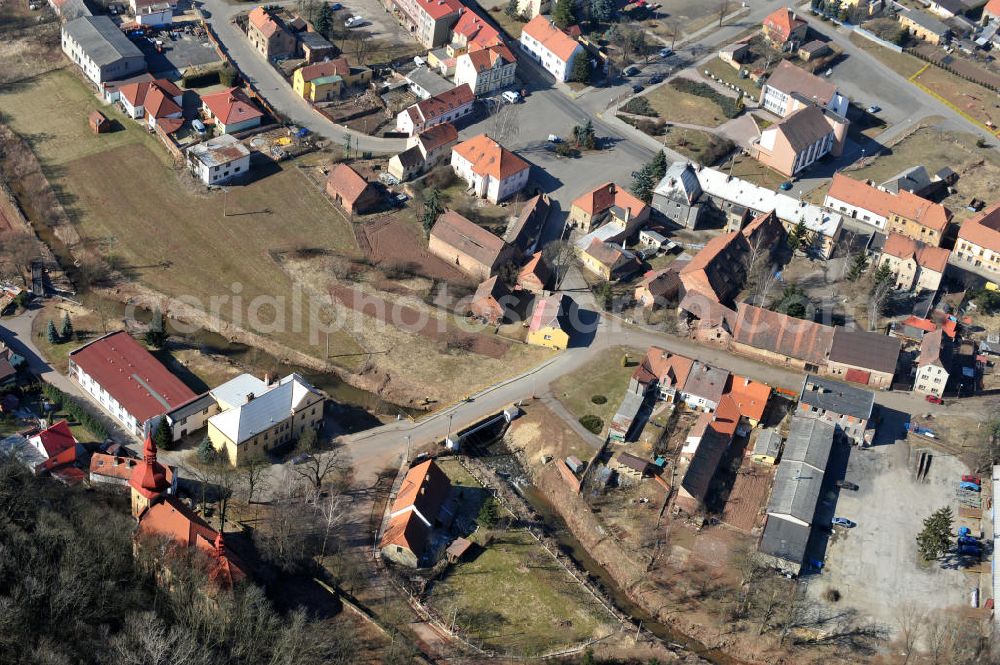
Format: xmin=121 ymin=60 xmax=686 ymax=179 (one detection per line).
xmin=129 ymin=433 xmax=247 ymax=587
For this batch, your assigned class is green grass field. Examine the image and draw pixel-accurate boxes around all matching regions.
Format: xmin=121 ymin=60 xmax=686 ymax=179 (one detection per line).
xmin=0 ymin=69 xmax=365 ymax=365
xmin=427 ymin=529 xmax=614 ymax=655
xmin=551 ymin=345 xmax=644 ymax=436
xmin=641 ymin=80 xmax=729 ymax=128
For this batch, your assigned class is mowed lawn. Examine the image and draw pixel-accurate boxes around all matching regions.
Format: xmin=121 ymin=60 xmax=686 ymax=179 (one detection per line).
xmin=551 ymin=345 xmax=644 ymax=436
xmin=427 ymin=529 xmax=614 ymax=655
xmin=641 ymin=81 xmax=729 ymax=128
xmin=0 ymin=69 xmax=363 ymax=362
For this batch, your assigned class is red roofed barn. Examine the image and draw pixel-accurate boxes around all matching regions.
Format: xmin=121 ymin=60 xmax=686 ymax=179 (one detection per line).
xmin=325 ymin=163 xmax=381 ymax=215
xmin=69 ymin=331 xmax=197 ymax=438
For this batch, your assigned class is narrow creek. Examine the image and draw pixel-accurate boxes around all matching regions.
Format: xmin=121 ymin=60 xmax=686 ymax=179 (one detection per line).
xmin=464 ymin=429 xmax=741 ymax=665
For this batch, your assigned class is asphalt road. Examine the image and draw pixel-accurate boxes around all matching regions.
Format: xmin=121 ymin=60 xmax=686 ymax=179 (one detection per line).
xmin=195 ymin=0 xmax=407 ymax=154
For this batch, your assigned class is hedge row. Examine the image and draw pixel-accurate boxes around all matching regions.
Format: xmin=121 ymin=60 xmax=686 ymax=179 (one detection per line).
xmin=41 ymin=383 xmax=108 ymax=441
xmin=671 ymin=78 xmax=743 ymax=119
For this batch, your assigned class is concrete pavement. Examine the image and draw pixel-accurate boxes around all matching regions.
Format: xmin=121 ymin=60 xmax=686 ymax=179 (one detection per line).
xmin=197 ymin=0 xmax=407 ymax=154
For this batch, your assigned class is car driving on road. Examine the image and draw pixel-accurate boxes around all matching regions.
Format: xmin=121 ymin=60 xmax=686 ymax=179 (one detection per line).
xmin=832 ymin=517 xmax=856 ymax=528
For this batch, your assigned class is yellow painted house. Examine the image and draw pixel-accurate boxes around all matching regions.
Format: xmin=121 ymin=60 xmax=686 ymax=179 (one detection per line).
xmin=206 ymin=373 xmax=325 ymax=465
xmin=526 ymin=293 xmax=570 ymax=350
xmin=292 ymin=57 xmax=372 ymax=102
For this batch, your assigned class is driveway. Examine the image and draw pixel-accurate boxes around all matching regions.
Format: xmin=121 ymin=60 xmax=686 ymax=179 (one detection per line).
xmin=196 ymin=0 xmax=406 ymax=154
xmin=804 ymin=438 xmax=974 ymax=637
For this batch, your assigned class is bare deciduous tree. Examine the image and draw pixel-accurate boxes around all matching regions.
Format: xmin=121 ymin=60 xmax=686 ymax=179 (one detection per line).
xmin=868 ymin=278 xmax=892 ymax=331
xmin=542 ymin=239 xmax=576 ymax=290
xmin=290 ymin=444 xmax=351 ymax=494
xmin=240 ymin=460 xmax=269 ymax=505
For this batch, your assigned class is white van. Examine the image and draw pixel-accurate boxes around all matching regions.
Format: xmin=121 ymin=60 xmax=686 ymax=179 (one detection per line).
xmin=501 ymin=90 xmax=520 ymax=104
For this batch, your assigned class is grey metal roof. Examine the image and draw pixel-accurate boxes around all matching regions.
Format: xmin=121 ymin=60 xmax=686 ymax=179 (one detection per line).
xmin=208 ymin=373 xmax=321 ymax=444
xmin=768 ymin=459 xmax=824 ymax=523
xmin=759 ymin=514 xmax=811 ymax=567
xmin=781 ymin=416 xmax=834 ymax=472
xmin=298 ymin=31 xmax=334 ymax=50
xmin=209 ymin=373 xmax=268 ymax=409
xmin=902 ymin=10 xmax=951 ymax=36
xmin=654 ymin=162 xmax=702 ymax=204
xmin=406 ymin=66 xmax=454 ymax=98
xmin=798 ymin=374 xmax=874 ymax=420
xmin=165 ymin=392 xmax=215 ymax=423
xmin=63 ymin=16 xmax=144 ymax=67
xmin=880 ymin=165 xmax=931 ymax=195
xmin=828 ymin=327 xmax=901 ymax=375
xmin=753 ymin=429 xmax=782 ymax=458
xmin=61 ymin=0 xmax=93 ymax=20
xmin=611 ymin=391 xmax=645 ymax=436
xmin=0 ymin=434 xmax=47 ymax=471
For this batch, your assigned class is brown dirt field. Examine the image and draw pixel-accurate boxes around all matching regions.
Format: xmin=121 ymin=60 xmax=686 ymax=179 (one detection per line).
xmin=329 ymin=284 xmax=509 ymax=359
xmin=720 ymin=460 xmax=774 ymax=533
xmin=361 ymin=216 xmax=471 ymax=284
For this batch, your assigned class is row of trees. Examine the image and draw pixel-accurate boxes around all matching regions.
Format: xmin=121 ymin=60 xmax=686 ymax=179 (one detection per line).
xmin=40 ymin=382 xmax=108 ymax=440
xmin=46 ymin=312 xmax=74 ymax=344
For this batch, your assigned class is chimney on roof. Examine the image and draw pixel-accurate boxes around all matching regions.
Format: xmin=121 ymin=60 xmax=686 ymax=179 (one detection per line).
xmin=246 ymin=392 xmax=255 ymax=403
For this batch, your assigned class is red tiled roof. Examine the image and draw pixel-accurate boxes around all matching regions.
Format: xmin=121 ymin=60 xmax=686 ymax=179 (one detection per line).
xmin=431 ymin=210 xmax=508 ymax=267
xmin=201 ymin=88 xmax=263 ymax=126
xmin=326 ymin=163 xmax=373 ymax=205
xmin=409 ymin=84 xmax=474 ymax=124
xmin=522 ymin=15 xmax=581 ymax=63
xmin=517 ymin=251 xmax=551 ymax=288
xmin=763 ymin=7 xmax=805 ymax=42
xmin=631 ymin=346 xmax=693 ymax=388
xmin=529 ymin=293 xmax=564 ymax=332
xmin=726 ymin=375 xmax=771 ymax=422
xmin=958 ymin=202 xmax=1000 ymax=251
xmin=298 ymin=57 xmax=350 ymax=82
xmin=129 ymin=433 xmax=171 ymax=499
xmin=380 ymin=460 xmax=451 ymax=555
xmin=732 ymin=303 xmax=834 ymax=365
xmin=465 ymin=43 xmax=516 ymax=72
xmin=249 ymin=7 xmax=284 ymax=39
xmin=452 ymin=133 xmax=529 ymax=180
xmin=143 ymin=85 xmax=182 ymax=119
xmin=32 ymin=420 xmax=77 ymax=458
xmin=987 ymin=0 xmax=1000 ymax=17
xmin=69 ymin=331 xmax=197 ymax=424
xmin=452 ymin=8 xmax=502 ymax=49
xmin=901 ymin=315 xmax=937 ymax=333
xmin=882 ymin=232 xmax=950 ymax=272
xmin=414 ymin=0 xmax=462 ymax=20
xmin=827 ymin=173 xmax=951 ymax=232
xmin=571 ymin=182 xmax=648 ymax=220
xmin=120 ymin=79 xmax=182 ymax=109
xmin=89 ymin=452 xmax=141 ymax=481
xmin=415 ymin=122 xmax=458 ymax=153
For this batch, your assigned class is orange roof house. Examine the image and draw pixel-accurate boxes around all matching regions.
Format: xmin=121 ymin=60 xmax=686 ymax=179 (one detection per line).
xmin=468 ymin=275 xmax=510 ymax=325
xmin=428 ymin=210 xmax=514 ymax=280
xmin=516 ymin=252 xmax=551 ymax=294
xmin=987 ymin=0 xmax=1000 ymax=20
xmin=956 ymin=203 xmax=1000 ymax=274
xmin=247 ymin=6 xmax=296 ymax=59
xmin=451 ymin=9 xmax=503 ymax=52
xmin=726 ymin=375 xmax=771 ymax=426
xmin=200 ymin=88 xmax=263 ymax=134
xmin=569 ymin=182 xmax=651 ymax=232
xmin=762 ymin=7 xmax=807 ymax=50
xmin=520 ymin=16 xmax=583 ymax=81
xmin=396 ymin=84 xmax=475 ymax=136
xmin=630 ymin=347 xmax=694 ymax=401
xmin=325 ymin=163 xmax=380 ymax=215
xmin=731 ymin=303 xmax=834 ymax=369
xmin=825 ymin=173 xmax=951 ymax=244
xmin=379 ymin=459 xmax=452 ymax=568
xmin=678 ymin=395 xmax=740 ymax=510
xmin=450 ymin=133 xmax=531 ymax=203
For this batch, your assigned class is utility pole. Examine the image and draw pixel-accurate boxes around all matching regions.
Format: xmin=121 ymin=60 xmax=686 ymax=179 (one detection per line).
xmin=405 ymin=434 xmax=411 ymax=463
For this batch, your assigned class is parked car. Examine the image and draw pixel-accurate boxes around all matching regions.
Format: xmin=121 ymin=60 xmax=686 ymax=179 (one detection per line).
xmin=866 ymin=105 xmax=881 ymax=114
xmin=649 ymin=74 xmax=663 ymax=84
xmin=835 ymin=480 xmax=859 ymax=491
xmin=345 ymin=15 xmax=364 ymax=27
xmin=925 ymin=394 xmax=944 ymax=404
xmin=823 ymin=68 xmax=833 ymax=77
xmin=631 ymin=84 xmax=645 ymax=93
xmin=624 ymin=65 xmax=640 ymax=77
xmin=960 ymin=481 xmax=981 ymax=492
xmin=779 ymin=181 xmax=793 ymax=191
xmin=832 ymin=517 xmax=855 ymax=528
xmin=658 ymin=47 xmax=673 ymax=58
xmin=501 ymin=90 xmax=521 ymax=104
xmin=547 ymin=134 xmax=561 ymax=143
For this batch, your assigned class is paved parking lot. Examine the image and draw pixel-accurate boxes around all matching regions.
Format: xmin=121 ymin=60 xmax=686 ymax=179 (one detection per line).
xmin=332 ymin=0 xmax=413 ymax=43
xmin=805 ymin=437 xmax=974 ymax=635
xmin=139 ymin=32 xmax=223 ymax=77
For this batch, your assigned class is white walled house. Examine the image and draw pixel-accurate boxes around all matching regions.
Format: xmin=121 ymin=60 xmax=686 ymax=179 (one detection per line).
xmin=450 ymin=134 xmax=530 ymax=203
xmin=62 ymin=16 xmax=146 ymax=85
xmin=186 ymin=135 xmax=252 ymax=185
xmin=760 ymin=60 xmax=848 ymax=118
xmin=454 ymin=44 xmax=517 ymax=96
xmin=915 ymin=329 xmax=950 ymax=398
xmin=68 ymin=331 xmax=197 ymax=439
xmin=396 ymin=84 xmax=474 ymax=136
xmin=519 ymin=15 xmax=583 ymax=82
